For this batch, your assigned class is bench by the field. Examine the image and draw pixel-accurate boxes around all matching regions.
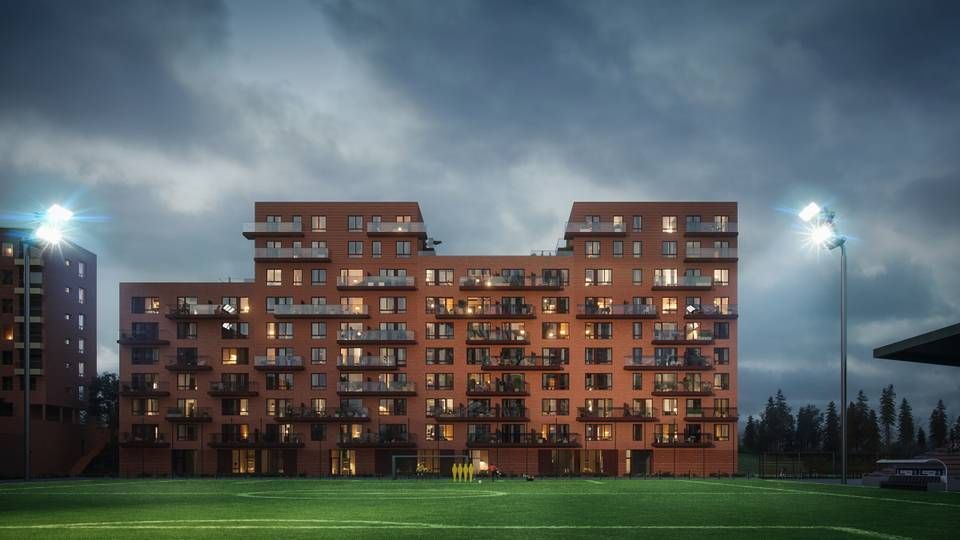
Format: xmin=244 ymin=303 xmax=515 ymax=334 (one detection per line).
xmin=865 ymin=458 xmax=951 ymax=492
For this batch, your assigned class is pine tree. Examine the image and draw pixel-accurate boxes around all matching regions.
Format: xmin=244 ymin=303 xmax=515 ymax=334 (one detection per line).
xmin=743 ymin=415 xmax=758 ymax=453
xmin=846 ymin=401 xmax=860 ymax=452
xmin=761 ymin=390 xmax=795 ymax=451
xmin=916 ymin=427 xmax=927 ymax=452
xmin=865 ymin=409 xmax=881 ymax=454
xmin=879 ymin=385 xmax=896 ymax=450
xmin=796 ymin=405 xmax=823 ymax=451
xmin=898 ymin=398 xmax=915 ymax=456
xmin=823 ymin=401 xmax=840 ymax=453
xmin=929 ymin=400 xmax=948 ymax=449
xmin=950 ymin=415 xmax=960 ymax=452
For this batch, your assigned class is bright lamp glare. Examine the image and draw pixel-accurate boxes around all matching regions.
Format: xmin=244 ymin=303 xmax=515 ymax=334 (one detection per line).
xmin=798 ymin=202 xmax=821 ymax=222
xmin=35 ymin=224 xmax=63 ymax=245
xmin=46 ymin=204 xmax=74 ymax=224
xmin=811 ymin=224 xmax=834 ymax=246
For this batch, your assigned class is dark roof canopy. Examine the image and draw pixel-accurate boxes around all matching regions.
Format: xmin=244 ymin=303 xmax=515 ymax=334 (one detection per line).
xmin=874 ymin=323 xmax=960 ymax=367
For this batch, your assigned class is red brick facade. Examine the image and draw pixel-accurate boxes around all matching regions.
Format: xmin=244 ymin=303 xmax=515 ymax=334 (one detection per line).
xmin=119 ymin=201 xmax=738 ymax=477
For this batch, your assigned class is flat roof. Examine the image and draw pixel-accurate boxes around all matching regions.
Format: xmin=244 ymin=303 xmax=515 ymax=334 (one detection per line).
xmin=873 ymin=323 xmax=960 ymax=367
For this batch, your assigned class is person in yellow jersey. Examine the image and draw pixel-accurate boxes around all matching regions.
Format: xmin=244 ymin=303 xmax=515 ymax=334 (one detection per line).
xmin=467 ymin=462 xmax=474 ymax=482
xmin=452 ymin=462 xmax=460 ymax=482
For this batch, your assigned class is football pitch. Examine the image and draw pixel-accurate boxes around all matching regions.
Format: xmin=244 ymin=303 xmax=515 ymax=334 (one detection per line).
xmin=0 ymin=478 xmax=957 ymax=539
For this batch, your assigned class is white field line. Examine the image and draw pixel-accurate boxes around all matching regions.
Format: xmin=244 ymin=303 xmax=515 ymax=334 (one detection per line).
xmin=585 ymin=480 xmax=604 ymax=485
xmin=0 ymin=520 xmax=909 ymax=539
xmin=0 ymin=479 xmax=179 ymax=492
xmin=681 ymin=479 xmax=960 ymax=509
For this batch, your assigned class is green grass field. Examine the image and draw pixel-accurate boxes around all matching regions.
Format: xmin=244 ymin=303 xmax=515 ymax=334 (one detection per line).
xmin=0 ymin=478 xmax=957 ymax=539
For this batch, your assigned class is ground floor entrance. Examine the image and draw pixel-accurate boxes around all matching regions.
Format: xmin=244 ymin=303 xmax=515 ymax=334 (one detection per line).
xmin=216 ymin=449 xmax=298 ymax=476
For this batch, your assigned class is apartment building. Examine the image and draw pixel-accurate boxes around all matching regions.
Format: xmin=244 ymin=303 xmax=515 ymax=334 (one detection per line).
xmin=0 ymin=229 xmax=98 ymax=477
xmin=118 ymin=201 xmax=738 ymax=477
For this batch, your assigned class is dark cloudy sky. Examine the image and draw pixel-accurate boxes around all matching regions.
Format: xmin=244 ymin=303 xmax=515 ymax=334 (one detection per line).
xmin=2 ymin=0 xmax=958 ymax=422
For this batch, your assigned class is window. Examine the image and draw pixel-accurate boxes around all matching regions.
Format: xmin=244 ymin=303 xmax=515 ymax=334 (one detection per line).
xmin=78 ymin=288 xmax=85 ymax=304
xmin=312 ymin=215 xmax=326 ymax=232
xmin=662 ymin=398 xmax=678 ymax=416
xmin=221 ymin=322 xmax=249 ymax=339
xmin=714 ymin=348 xmax=730 ymax=365
xmin=541 ymin=398 xmax=569 ymax=416
xmin=78 ymin=338 xmax=85 ymax=354
xmin=662 ymin=215 xmax=677 ymax=233
xmin=266 ymin=322 xmax=293 ymax=340
xmin=585 ymin=241 xmax=600 ymax=258
xmin=311 ymin=373 xmax=327 ymax=390
xmin=396 ymin=241 xmax=411 ymax=258
xmin=372 ymin=241 xmax=382 ymax=258
xmin=633 ymin=424 xmax=644 ymax=441
xmin=632 ymin=322 xmax=642 ymax=339
xmin=1 ymin=242 xmax=12 ymax=257
xmin=713 ymin=268 xmax=729 ymax=286
xmin=348 ymin=241 xmax=363 ymax=257
xmin=586 ymin=424 xmax=613 ymax=442
xmin=78 ymin=313 xmax=85 ymax=331
xmin=541 ymin=322 xmax=569 ymax=339
xmin=221 ymin=348 xmax=248 ymax=365
xmin=311 ymin=348 xmax=327 ymax=365
xmin=311 ymin=269 xmax=326 ymax=285
xmin=426 ymin=348 xmax=454 ymax=365
xmin=714 ymin=424 xmax=730 ymax=441
xmin=632 ymin=373 xmax=643 ymax=390
xmin=78 ymin=261 xmax=86 ymax=278
xmin=379 ymin=399 xmax=407 ymax=416
xmin=176 ymin=322 xmax=197 ymax=340
xmin=632 ymin=241 xmax=642 ymax=258
xmin=662 ymin=241 xmax=677 ymax=258
xmin=379 ymin=297 xmax=407 ymax=314
xmin=585 ymin=373 xmax=612 ymax=390
xmin=584 ymin=348 xmax=612 ymax=365
xmin=632 ymin=215 xmax=642 ymax=231
xmin=311 ymin=322 xmax=327 ymax=339
xmin=585 ymin=268 xmax=612 ymax=286
xmin=266 ymin=269 xmax=282 ymax=287
xmin=584 ymin=323 xmax=612 ymax=340
xmin=426 ymin=424 xmax=454 ymax=442
xmin=132 ymin=348 xmax=159 ymax=365
xmin=714 ymin=373 xmax=730 ymax=390
xmin=542 ymin=373 xmax=569 ymax=390
xmin=612 ymin=240 xmax=623 ymax=258
xmin=426 ymin=322 xmax=454 ymax=339
xmin=714 ymin=322 xmax=730 ymax=339
xmin=265 ymin=373 xmax=294 ymax=391
xmin=425 ymin=269 xmax=454 ymax=286
xmin=661 ymin=297 xmax=678 ymax=315
xmin=541 ymin=297 xmax=569 ymax=314
xmin=348 ymin=215 xmax=363 ymax=232
xmin=426 ymin=373 xmax=454 ymax=391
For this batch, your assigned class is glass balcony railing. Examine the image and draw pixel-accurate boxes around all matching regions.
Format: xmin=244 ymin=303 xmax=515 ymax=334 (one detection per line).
xmin=653 ymin=432 xmax=714 ymax=445
xmin=653 ymin=380 xmax=714 ymax=393
xmin=684 ymin=407 xmax=738 ymax=420
xmin=467 ymin=432 xmax=581 ymax=447
xmin=458 ymin=275 xmax=562 ymax=289
xmin=430 ymin=405 xmax=528 ymax=420
xmin=273 ymin=304 xmax=368 ymax=316
xmin=208 ymin=381 xmax=258 ymax=394
xmin=254 ymin=355 xmax=304 ymax=368
xmin=624 ymin=354 xmax=712 ymax=369
xmin=653 ymin=275 xmax=714 ymax=288
xmin=166 ymin=304 xmax=239 ymax=318
xmin=576 ymin=406 xmax=657 ymax=420
xmin=653 ymin=329 xmax=714 ymax=342
xmin=686 ymin=304 xmax=738 ymax=317
xmin=366 ymin=222 xmax=426 ymax=234
xmin=577 ymin=303 xmax=657 ymax=317
xmin=686 ymin=247 xmax=738 ymax=259
xmin=685 ymin=222 xmax=738 ymax=234
xmin=254 ymin=247 xmax=328 ymax=259
xmin=434 ymin=304 xmax=535 ymax=317
xmin=479 ymin=354 xmax=565 ymax=369
xmin=337 ymin=275 xmax=415 ymax=288
xmin=165 ymin=406 xmax=211 ymax=420
xmin=242 ymin=222 xmax=303 ymax=235
xmin=466 ymin=379 xmax=530 ymax=394
xmin=466 ymin=328 xmax=529 ymax=342
xmin=564 ymin=222 xmax=626 ymax=234
xmin=336 ymin=355 xmax=398 ymax=369
xmin=337 ymin=432 xmax=415 ymax=445
xmin=282 ymin=407 xmax=370 ymax=421
xmin=337 ymin=381 xmax=417 ymax=393
xmin=337 ymin=329 xmax=416 ymax=342
xmin=120 ymin=381 xmax=169 ymax=394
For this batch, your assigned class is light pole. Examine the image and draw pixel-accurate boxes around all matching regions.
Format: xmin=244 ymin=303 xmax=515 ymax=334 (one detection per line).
xmin=798 ymin=202 xmax=847 ymax=484
xmin=21 ymin=204 xmax=73 ymax=481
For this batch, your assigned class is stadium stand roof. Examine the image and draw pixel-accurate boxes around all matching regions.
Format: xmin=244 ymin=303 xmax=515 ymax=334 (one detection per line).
xmin=873 ymin=323 xmax=960 ymax=367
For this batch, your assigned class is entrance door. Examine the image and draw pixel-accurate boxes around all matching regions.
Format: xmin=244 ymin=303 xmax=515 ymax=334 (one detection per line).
xmin=171 ymin=450 xmax=197 ymax=477
xmin=629 ymin=450 xmax=652 ymax=476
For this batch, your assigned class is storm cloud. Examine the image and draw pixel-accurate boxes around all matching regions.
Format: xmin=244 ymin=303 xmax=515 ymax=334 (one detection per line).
xmin=1 ymin=0 xmax=958 ymax=420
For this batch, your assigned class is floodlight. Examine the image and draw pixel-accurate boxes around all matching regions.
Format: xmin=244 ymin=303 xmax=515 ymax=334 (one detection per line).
xmin=46 ymin=204 xmax=74 ymax=223
xmin=798 ymin=202 xmax=821 ymax=222
xmin=34 ymin=224 xmax=63 ymax=245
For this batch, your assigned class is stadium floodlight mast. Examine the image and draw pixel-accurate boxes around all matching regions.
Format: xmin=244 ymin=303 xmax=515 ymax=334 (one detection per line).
xmin=798 ymin=202 xmax=848 ymax=484
xmin=22 ymin=204 xmax=74 ymax=481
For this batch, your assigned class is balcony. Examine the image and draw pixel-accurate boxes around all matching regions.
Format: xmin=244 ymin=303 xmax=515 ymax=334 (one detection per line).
xmin=119 ymin=432 xmax=170 ymax=448
xmin=208 ymin=381 xmax=259 ymax=397
xmin=272 ymin=407 xmax=371 ymax=423
xmin=164 ymin=357 xmax=213 ymax=372
xmin=564 ymin=221 xmax=626 ymax=239
xmin=119 ymin=381 xmax=170 ymax=397
xmin=336 ymin=275 xmax=415 ymax=290
xmin=434 ymin=304 xmax=535 ymax=319
xmin=366 ymin=221 xmax=427 ymax=238
xmin=337 ymin=432 xmax=416 ymax=448
xmin=165 ymin=407 xmax=213 ymax=423
xmin=337 ymin=381 xmax=417 ymax=396
xmin=576 ymin=303 xmax=657 ymax=319
xmin=652 ymin=380 xmax=714 ymax=396
xmin=466 ymin=380 xmax=530 ymax=397
xmin=254 ymin=247 xmax=329 ymax=262
xmin=254 ymin=355 xmax=305 ymax=371
xmin=652 ymin=329 xmax=714 ymax=345
xmin=652 ymin=432 xmax=715 ymax=448
xmin=684 ymin=222 xmax=738 ymax=237
xmin=118 ymin=329 xmax=169 ymax=346
xmin=430 ymin=405 xmax=529 ymax=422
xmin=165 ymin=304 xmax=240 ymax=320
xmin=685 ymin=304 xmax=738 ymax=319
xmin=273 ymin=304 xmax=369 ymax=318
xmin=479 ymin=354 xmax=565 ymax=371
xmin=576 ymin=406 xmax=658 ymax=423
xmin=209 ymin=432 xmax=305 ymax=448
xmin=458 ymin=275 xmax=562 ymax=291
xmin=684 ymin=407 xmax=739 ymax=422
xmin=684 ymin=246 xmax=738 ymax=262
xmin=337 ymin=329 xmax=416 ymax=345
xmin=465 ymin=328 xmax=529 ymax=345
xmin=467 ymin=432 xmax=581 ymax=448
xmin=336 ymin=355 xmax=399 ymax=371
xmin=652 ymin=276 xmax=713 ymax=291
xmin=624 ymin=354 xmax=713 ymax=371
xmin=242 ymin=221 xmax=303 ymax=239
